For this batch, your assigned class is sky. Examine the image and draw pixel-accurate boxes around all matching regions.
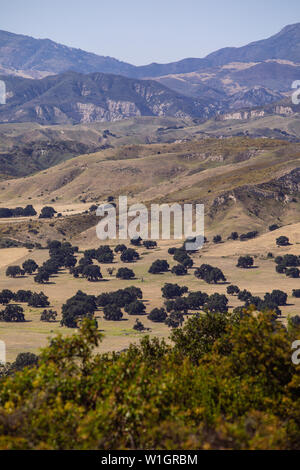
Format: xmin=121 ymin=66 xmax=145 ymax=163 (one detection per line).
xmin=0 ymin=0 xmax=300 ymax=65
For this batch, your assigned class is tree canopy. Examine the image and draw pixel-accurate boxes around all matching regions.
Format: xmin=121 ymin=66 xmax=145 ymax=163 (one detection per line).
xmin=0 ymin=312 xmax=297 ymax=449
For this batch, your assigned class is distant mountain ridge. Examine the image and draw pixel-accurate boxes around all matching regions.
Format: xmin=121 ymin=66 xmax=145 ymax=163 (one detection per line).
xmin=204 ymin=24 xmax=300 ymax=67
xmin=154 ymin=60 xmax=300 ymax=104
xmin=0 ymin=24 xmax=300 ymax=123
xmin=0 ymin=72 xmax=221 ymax=124
xmin=0 ymin=30 xmax=136 ymax=78
xmin=0 ymin=24 xmax=300 ymax=79
xmin=0 ymin=69 xmax=297 ymax=125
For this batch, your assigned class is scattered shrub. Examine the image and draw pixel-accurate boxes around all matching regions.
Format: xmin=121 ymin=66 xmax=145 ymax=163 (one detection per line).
xmin=103 ymin=304 xmax=123 ymax=321
xmin=237 ymin=256 xmax=254 ymax=269
xmin=171 ymin=264 xmax=188 ymax=276
xmin=227 ymin=285 xmax=240 ymax=296
xmin=124 ymin=301 xmax=146 ymax=316
xmin=148 ymin=259 xmax=169 ymax=274
xmin=276 ymin=236 xmax=290 ymax=247
xmin=116 ymin=267 xmax=135 ymax=280
xmin=148 ymin=308 xmax=167 ymax=323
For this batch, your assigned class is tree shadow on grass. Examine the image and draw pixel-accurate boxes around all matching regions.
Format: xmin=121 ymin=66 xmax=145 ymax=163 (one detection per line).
xmin=34 ymin=281 xmax=56 ymax=285
xmin=104 ymin=318 xmax=129 ymax=322
xmin=238 ymin=266 xmax=259 ymax=270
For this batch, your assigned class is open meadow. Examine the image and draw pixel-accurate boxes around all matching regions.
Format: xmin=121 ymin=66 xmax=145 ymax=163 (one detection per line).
xmin=1 ymin=223 xmax=300 ymax=361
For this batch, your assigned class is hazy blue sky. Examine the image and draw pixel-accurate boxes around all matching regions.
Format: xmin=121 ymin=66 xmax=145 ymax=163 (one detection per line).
xmin=1 ymin=0 xmax=300 ymax=65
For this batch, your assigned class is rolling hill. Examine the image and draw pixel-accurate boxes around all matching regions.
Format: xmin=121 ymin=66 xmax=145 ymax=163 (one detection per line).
xmin=0 ymin=137 xmax=300 ymax=245
xmin=2 ymin=113 xmax=300 ymax=178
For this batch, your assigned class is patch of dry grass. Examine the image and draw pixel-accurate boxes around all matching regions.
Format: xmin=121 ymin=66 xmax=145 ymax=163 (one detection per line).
xmin=0 ymin=228 xmax=300 ymax=361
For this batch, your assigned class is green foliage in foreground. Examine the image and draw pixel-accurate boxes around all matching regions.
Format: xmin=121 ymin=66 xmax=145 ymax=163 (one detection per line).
xmin=0 ymin=311 xmax=300 ymax=450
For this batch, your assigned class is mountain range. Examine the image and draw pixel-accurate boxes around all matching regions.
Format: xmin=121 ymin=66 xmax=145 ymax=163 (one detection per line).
xmin=0 ymin=24 xmax=299 ymax=123
xmin=1 ymin=24 xmax=300 ymax=78
xmin=0 ymin=72 xmax=220 ymax=124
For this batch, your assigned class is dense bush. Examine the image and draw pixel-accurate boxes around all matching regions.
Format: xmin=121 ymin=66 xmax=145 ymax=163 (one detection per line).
xmin=173 ymin=249 xmax=193 ymax=268
xmin=205 ymin=293 xmax=228 ymax=313
xmin=228 ymin=232 xmax=239 ymax=240
xmin=276 ymin=264 xmax=286 ymax=274
xmin=124 ymin=301 xmax=146 ymax=316
xmin=0 ymin=205 xmax=36 ymax=218
xmin=0 ymin=289 xmax=14 ymax=305
xmin=148 ymin=259 xmax=169 ymax=274
xmin=238 ymin=290 xmax=252 ymax=302
xmin=213 ymin=235 xmax=222 ymax=244
xmin=245 ymin=297 xmax=282 ymax=317
xmin=239 ymin=231 xmax=258 ymax=241
xmin=61 ymin=291 xmax=97 ymax=328
xmin=6 ymin=266 xmax=24 ymax=278
xmin=165 ymin=297 xmax=189 ymax=314
xmin=161 ymin=283 xmax=188 ymax=299
xmin=95 ymin=246 xmax=114 ymax=264
xmin=286 ymin=268 xmax=300 ymax=279
xmin=227 ymin=285 xmax=240 ymax=296
xmin=143 ymin=240 xmax=157 ymax=249
xmin=0 ymin=304 xmax=25 ymax=322
xmin=194 ymin=264 xmax=226 ymax=284
xmin=186 ymin=291 xmax=208 ymax=310
xmin=237 ymin=256 xmax=254 ymax=269
xmin=116 ymin=267 xmax=135 ymax=280
xmin=276 ymin=255 xmax=299 ymax=267
xmin=12 ymin=352 xmax=39 ymax=371
xmin=276 ymin=236 xmax=290 ymax=247
xmin=40 ymin=310 xmax=57 ymax=322
xmin=28 ymin=292 xmax=50 ymax=308
xmin=130 ymin=237 xmax=142 ymax=246
xmin=34 ymin=269 xmax=50 ymax=284
xmin=64 ymin=255 xmax=77 ymax=269
xmin=103 ymin=304 xmax=123 ymax=321
xmin=269 ymin=224 xmax=280 ymax=231
xmin=114 ymin=244 xmax=127 ymax=253
xmin=97 ymin=287 xmax=142 ymax=308
xmin=39 ymin=206 xmax=57 ymax=219
xmin=120 ymin=248 xmax=140 ymax=263
xmin=165 ymin=311 xmax=184 ymax=329
xmin=171 ymin=264 xmax=188 ymax=276
xmin=22 ymin=259 xmax=39 ymax=275
xmin=0 ymin=311 xmax=297 ymax=449
xmin=148 ymin=308 xmax=167 ymax=323
xmin=82 ymin=265 xmax=103 ymax=282
xmin=265 ymin=290 xmax=288 ymax=307
xmin=274 ymin=255 xmax=300 ymax=278
xmin=133 ymin=319 xmax=146 ymax=331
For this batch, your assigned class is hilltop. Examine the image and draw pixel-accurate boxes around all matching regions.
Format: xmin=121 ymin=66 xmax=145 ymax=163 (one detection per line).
xmin=0 ymin=136 xmax=299 ymax=246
